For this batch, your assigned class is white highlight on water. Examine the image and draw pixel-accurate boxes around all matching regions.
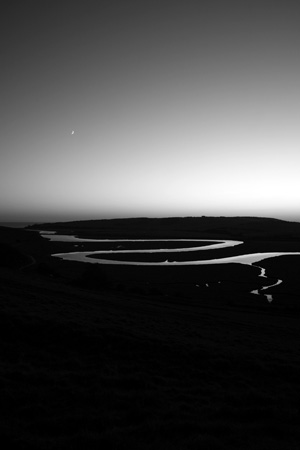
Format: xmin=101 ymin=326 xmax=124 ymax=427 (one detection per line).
xmin=38 ymin=232 xmax=300 ymax=303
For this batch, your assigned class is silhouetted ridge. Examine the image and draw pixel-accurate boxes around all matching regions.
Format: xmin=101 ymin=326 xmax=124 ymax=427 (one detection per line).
xmin=28 ymin=216 xmax=300 ymax=240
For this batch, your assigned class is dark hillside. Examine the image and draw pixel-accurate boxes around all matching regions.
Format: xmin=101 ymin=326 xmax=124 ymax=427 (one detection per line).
xmin=1 ymin=219 xmax=300 ymax=449
xmin=28 ymin=216 xmax=300 ymax=240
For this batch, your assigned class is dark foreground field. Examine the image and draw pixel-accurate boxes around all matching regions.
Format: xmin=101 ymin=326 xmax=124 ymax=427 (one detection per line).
xmin=1 ymin=217 xmax=300 ymax=449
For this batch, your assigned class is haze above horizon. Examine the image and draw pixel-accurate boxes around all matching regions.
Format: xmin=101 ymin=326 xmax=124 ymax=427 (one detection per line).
xmin=1 ymin=1 xmax=300 ymax=223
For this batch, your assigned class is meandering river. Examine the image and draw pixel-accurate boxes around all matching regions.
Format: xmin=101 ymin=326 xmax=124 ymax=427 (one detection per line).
xmin=40 ymin=231 xmax=300 ymax=302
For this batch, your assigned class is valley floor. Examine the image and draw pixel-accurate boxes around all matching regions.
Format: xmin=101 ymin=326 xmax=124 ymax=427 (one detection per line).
xmin=1 ymin=218 xmax=300 ymax=449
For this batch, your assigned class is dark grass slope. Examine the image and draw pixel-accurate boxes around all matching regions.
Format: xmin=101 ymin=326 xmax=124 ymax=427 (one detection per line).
xmin=28 ymin=215 xmax=300 ymax=241
xmin=1 ymin=219 xmax=300 ymax=449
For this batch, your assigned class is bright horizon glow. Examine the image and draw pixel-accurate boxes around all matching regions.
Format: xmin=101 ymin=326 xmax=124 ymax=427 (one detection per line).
xmin=1 ymin=1 xmax=300 ymax=223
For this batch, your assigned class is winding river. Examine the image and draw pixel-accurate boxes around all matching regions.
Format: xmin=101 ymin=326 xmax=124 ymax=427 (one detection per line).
xmin=40 ymin=231 xmax=300 ymax=302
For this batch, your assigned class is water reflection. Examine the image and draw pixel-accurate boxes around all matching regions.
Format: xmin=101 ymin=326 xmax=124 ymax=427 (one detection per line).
xmin=38 ymin=232 xmax=300 ymax=303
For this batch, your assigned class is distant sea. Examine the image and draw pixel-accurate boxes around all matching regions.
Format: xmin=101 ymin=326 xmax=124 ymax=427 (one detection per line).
xmin=0 ymin=222 xmax=40 ymax=228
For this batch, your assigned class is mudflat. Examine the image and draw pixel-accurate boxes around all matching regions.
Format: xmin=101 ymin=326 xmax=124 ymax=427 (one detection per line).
xmin=1 ymin=217 xmax=300 ymax=449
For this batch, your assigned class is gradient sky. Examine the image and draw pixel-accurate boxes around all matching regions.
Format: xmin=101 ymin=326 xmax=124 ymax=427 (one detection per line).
xmin=1 ymin=0 xmax=300 ymax=222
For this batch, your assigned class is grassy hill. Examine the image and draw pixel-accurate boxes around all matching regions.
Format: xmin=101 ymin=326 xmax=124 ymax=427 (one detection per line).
xmin=1 ymin=218 xmax=300 ymax=449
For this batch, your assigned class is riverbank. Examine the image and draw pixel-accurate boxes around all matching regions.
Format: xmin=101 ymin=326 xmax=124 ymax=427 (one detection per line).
xmin=1 ymin=218 xmax=300 ymax=448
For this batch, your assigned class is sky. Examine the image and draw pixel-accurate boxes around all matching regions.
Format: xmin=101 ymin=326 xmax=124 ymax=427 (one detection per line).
xmin=1 ymin=0 xmax=300 ymax=222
